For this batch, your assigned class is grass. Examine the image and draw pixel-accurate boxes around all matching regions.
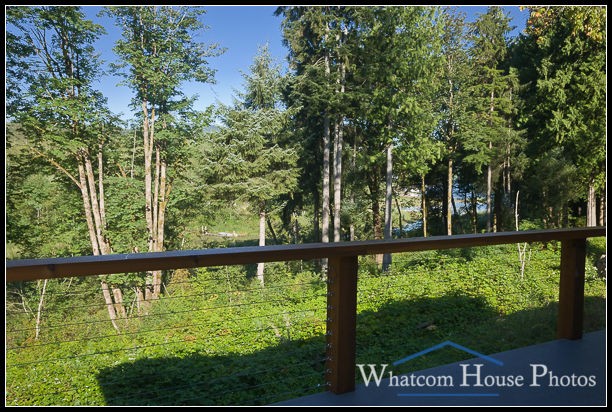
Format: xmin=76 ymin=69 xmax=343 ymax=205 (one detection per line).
xmin=5 ymin=238 xmax=606 ymax=406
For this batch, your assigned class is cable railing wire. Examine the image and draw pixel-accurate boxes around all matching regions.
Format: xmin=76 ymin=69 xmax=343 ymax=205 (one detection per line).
xmin=6 ymin=307 xmax=325 ymax=351
xmin=6 ymin=319 xmax=328 ymax=368
xmin=6 ymin=292 xmax=327 ymax=334
xmin=5 ymin=280 xmax=323 ymax=316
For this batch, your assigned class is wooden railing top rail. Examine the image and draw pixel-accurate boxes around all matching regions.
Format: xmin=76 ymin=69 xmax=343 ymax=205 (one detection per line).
xmin=5 ymin=227 xmax=606 ymax=282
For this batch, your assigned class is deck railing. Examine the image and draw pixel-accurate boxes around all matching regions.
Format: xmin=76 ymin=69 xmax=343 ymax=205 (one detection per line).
xmin=5 ymin=226 xmax=606 ymax=399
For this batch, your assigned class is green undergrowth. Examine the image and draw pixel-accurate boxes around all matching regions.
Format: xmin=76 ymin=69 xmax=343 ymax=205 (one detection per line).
xmin=5 ymin=239 xmax=606 ymax=405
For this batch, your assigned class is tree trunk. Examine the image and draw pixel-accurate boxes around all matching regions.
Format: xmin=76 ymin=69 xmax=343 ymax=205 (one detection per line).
xmin=292 ymin=212 xmax=300 ymax=244
xmin=421 ymin=173 xmax=427 ymax=238
xmin=313 ymin=186 xmax=320 ymax=243
xmin=599 ymin=194 xmax=606 ymax=226
xmin=321 ymin=26 xmax=331 ymax=273
xmin=257 ymin=207 xmax=266 ymax=287
xmin=97 ymin=141 xmax=108 ymax=236
xmin=447 ymin=74 xmax=455 ymax=236
xmin=494 ymin=185 xmax=503 ymax=232
xmin=35 ymin=279 xmax=48 ymax=340
xmin=394 ymin=193 xmax=403 ymax=238
xmin=83 ymin=149 xmax=108 ymax=254
xmin=471 ymin=189 xmax=478 ymax=233
xmin=100 ymin=280 xmax=120 ymax=333
xmin=113 ymin=286 xmax=127 ymax=319
xmin=447 ymin=156 xmax=453 ymax=236
xmin=333 ymin=117 xmax=343 ymax=242
xmin=587 ymin=180 xmax=596 ymax=227
xmin=506 ymin=153 xmax=511 ymax=200
xmin=350 ymin=133 xmax=357 ymax=242
xmin=152 ymin=155 xmax=168 ymax=298
xmin=333 ymin=47 xmax=346 ymax=244
xmin=77 ymin=153 xmax=120 ymax=333
xmin=487 ymin=88 xmax=494 ymax=233
xmin=382 ymin=144 xmax=393 ymax=271
xmin=368 ymin=169 xmax=383 ymax=265
xmin=152 ymin=146 xmax=160 ymax=251
xmin=143 ymin=100 xmax=155 ymax=253
xmin=134 ymin=286 xmax=146 ymax=314
xmin=322 ymin=114 xmax=331 ymax=271
xmin=77 ymin=156 xmax=100 ymax=255
xmin=486 ymin=152 xmax=492 ymax=233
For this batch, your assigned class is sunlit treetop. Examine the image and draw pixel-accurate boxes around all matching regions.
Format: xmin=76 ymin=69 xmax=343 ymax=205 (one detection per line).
xmin=521 ymin=6 xmax=606 ymax=44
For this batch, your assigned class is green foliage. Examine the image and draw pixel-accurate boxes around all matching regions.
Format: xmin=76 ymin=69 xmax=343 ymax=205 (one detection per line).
xmin=462 ymin=7 xmax=517 ymax=174
xmin=515 ymin=6 xmax=606 ymax=206
xmin=101 ymin=6 xmax=223 ymax=110
xmin=208 ymin=45 xmax=299 ymax=215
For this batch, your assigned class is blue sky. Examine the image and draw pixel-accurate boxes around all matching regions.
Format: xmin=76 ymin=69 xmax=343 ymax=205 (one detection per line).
xmin=81 ymin=6 xmax=529 ymax=122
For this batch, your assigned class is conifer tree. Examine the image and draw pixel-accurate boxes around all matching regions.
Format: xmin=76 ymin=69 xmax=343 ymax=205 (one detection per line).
xmin=515 ymin=6 xmax=606 ymax=227
xmin=209 ymin=45 xmax=299 ymax=286
xmin=464 ymin=6 xmax=516 ymax=232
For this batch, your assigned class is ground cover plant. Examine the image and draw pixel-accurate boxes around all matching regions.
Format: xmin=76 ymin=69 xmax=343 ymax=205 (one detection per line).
xmin=5 ymin=238 xmax=606 ymax=406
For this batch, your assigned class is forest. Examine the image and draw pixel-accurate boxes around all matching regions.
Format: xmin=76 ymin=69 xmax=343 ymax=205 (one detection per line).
xmin=5 ymin=5 xmax=607 ymax=406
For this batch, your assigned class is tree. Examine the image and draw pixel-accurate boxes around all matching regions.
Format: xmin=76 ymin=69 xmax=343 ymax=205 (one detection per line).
xmin=276 ymin=6 xmax=351 ymax=276
xmin=352 ymin=6 xmax=441 ymax=267
xmin=6 ymin=6 xmax=126 ymax=331
xmin=515 ymin=6 xmax=606 ymax=227
xmin=208 ymin=45 xmax=299 ymax=286
xmin=465 ymin=6 xmax=516 ymax=232
xmin=103 ymin=6 xmax=223 ymax=297
xmin=436 ymin=8 xmax=472 ymax=236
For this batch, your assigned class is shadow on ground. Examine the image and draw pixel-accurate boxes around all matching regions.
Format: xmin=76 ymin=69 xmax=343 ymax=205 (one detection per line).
xmin=96 ymin=295 xmax=605 ymax=406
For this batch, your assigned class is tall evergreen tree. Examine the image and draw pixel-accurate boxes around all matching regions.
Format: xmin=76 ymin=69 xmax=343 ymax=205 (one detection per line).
xmin=352 ymin=6 xmax=441 ymax=266
xmin=515 ymin=6 xmax=606 ymax=227
xmin=465 ymin=6 xmax=516 ymax=232
xmin=208 ymin=45 xmax=299 ymax=286
xmin=436 ymin=7 xmax=472 ymax=235
xmin=277 ymin=6 xmax=352 ymax=276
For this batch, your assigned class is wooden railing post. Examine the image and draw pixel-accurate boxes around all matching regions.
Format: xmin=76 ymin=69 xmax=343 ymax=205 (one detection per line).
xmin=557 ymin=238 xmax=587 ymax=340
xmin=325 ymin=255 xmax=358 ymax=394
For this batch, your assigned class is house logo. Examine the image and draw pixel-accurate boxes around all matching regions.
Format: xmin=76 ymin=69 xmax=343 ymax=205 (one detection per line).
xmin=393 ymin=340 xmax=503 ymax=367
xmin=357 ymin=341 xmax=504 ymax=398
xmin=357 ymin=340 xmax=597 ymax=398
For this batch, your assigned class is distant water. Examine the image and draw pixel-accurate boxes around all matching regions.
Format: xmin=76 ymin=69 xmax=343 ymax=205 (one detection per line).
xmin=393 ymin=220 xmax=423 ymax=235
xmin=401 ymin=200 xmax=486 ymax=215
xmin=397 ymin=199 xmax=486 ymax=234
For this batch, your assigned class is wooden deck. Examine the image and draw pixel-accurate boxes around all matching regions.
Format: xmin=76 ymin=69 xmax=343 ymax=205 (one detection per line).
xmin=275 ymin=330 xmax=606 ymax=406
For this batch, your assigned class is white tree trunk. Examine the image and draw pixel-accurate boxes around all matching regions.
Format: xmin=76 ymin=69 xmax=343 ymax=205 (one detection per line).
xmin=35 ymin=279 xmax=48 ymax=340
xmin=333 ymin=118 xmax=343 ymax=243
xmin=422 ymin=174 xmax=427 ymax=237
xmin=587 ymin=181 xmax=596 ymax=227
xmin=382 ymin=144 xmax=393 ymax=271
xmin=257 ymin=208 xmax=266 ymax=286
xmin=447 ymin=157 xmax=453 ymax=236
xmin=333 ymin=55 xmax=346 ymax=244
xmin=321 ymin=42 xmax=331 ymax=274
xmin=599 ymin=194 xmax=606 ymax=226
xmin=486 ymin=155 xmax=492 ymax=233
